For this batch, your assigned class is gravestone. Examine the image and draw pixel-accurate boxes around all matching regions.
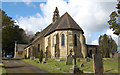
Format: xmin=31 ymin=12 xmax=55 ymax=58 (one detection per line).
xmin=66 ymin=54 xmax=73 ymax=65
xmin=55 ymin=52 xmax=59 ymax=59
xmin=66 ymin=50 xmax=73 ymax=65
xmin=77 ymin=59 xmax=80 ymax=62
xmin=70 ymin=55 xmax=83 ymax=73
xmin=30 ymin=57 xmax=35 ymax=60
xmin=93 ymin=53 xmax=104 ymax=73
xmin=37 ymin=61 xmax=39 ymax=63
xmin=86 ymin=57 xmax=90 ymax=62
xmin=42 ymin=58 xmax=46 ymax=64
xmin=80 ymin=63 xmax=84 ymax=67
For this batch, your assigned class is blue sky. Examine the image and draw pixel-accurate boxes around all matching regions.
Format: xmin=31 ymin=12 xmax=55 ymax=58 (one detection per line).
xmin=1 ymin=0 xmax=118 ymax=45
xmin=2 ymin=2 xmax=45 ymax=19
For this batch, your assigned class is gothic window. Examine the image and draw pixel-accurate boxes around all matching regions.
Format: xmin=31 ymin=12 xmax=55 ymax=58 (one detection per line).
xmin=52 ymin=36 xmax=54 ymax=46
xmin=61 ymin=34 xmax=65 ymax=46
xmin=38 ymin=44 xmax=40 ymax=52
xmin=74 ymin=34 xmax=77 ymax=46
xmin=47 ymin=37 xmax=49 ymax=46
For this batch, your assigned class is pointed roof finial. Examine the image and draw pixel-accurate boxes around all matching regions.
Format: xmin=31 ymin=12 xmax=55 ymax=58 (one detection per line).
xmin=53 ymin=7 xmax=60 ymax=22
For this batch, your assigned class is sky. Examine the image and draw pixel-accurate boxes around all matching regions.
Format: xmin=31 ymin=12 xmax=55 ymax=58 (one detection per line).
xmin=1 ymin=0 xmax=119 ymax=45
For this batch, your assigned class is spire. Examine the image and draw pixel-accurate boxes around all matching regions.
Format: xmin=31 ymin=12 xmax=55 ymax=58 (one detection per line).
xmin=53 ymin=7 xmax=60 ymax=22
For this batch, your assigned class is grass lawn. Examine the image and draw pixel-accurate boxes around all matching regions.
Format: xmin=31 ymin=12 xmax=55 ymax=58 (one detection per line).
xmin=0 ymin=63 xmax=7 ymax=75
xmin=23 ymin=58 xmax=118 ymax=73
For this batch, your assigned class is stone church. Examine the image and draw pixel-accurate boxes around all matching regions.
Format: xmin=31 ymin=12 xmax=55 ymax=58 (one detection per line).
xmin=24 ymin=7 xmax=98 ymax=58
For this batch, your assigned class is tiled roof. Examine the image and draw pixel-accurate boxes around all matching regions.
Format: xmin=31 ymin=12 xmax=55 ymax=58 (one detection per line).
xmin=44 ymin=12 xmax=84 ymax=36
xmin=17 ymin=44 xmax=27 ymax=51
xmin=31 ymin=23 xmax=52 ymax=43
xmin=31 ymin=12 xmax=84 ymax=44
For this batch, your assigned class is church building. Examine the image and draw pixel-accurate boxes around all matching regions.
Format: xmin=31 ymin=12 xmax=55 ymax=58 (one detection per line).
xmin=24 ymin=7 xmax=98 ymax=58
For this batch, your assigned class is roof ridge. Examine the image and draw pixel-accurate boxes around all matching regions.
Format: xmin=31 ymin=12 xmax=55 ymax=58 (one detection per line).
xmin=44 ymin=12 xmax=84 ymax=36
xmin=56 ymin=14 xmax=65 ymax=29
xmin=66 ymin=13 xmax=71 ymax=28
xmin=44 ymin=24 xmax=53 ymax=37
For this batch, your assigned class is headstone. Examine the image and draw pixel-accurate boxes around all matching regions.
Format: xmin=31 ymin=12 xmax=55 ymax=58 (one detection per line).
xmin=55 ymin=52 xmax=59 ymax=59
xmin=56 ymin=68 xmax=61 ymax=70
xmin=80 ymin=63 xmax=84 ymax=67
xmin=37 ymin=61 xmax=39 ymax=63
xmin=45 ymin=57 xmax=48 ymax=61
xmin=30 ymin=57 xmax=35 ymax=60
xmin=86 ymin=57 xmax=90 ymax=62
xmin=70 ymin=55 xmax=83 ymax=73
xmin=66 ymin=50 xmax=73 ymax=65
xmin=93 ymin=53 xmax=104 ymax=73
xmin=77 ymin=59 xmax=80 ymax=62
xmin=66 ymin=54 xmax=73 ymax=65
xmin=42 ymin=58 xmax=46 ymax=64
xmin=56 ymin=59 xmax=65 ymax=61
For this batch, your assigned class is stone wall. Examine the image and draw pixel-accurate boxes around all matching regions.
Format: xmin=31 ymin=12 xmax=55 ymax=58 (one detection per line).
xmin=31 ymin=36 xmax=45 ymax=58
xmin=87 ymin=45 xmax=98 ymax=58
xmin=45 ymin=30 xmax=86 ymax=58
xmin=25 ymin=30 xmax=91 ymax=58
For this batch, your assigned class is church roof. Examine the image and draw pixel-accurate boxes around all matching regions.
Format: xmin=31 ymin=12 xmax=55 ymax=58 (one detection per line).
xmin=16 ymin=44 xmax=27 ymax=51
xmin=44 ymin=12 xmax=84 ymax=36
xmin=31 ymin=23 xmax=52 ymax=43
xmin=29 ymin=12 xmax=84 ymax=45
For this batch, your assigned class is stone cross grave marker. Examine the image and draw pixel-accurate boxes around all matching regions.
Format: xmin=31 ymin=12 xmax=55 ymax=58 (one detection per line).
xmin=66 ymin=50 xmax=73 ymax=65
xmin=70 ymin=54 xmax=83 ymax=73
xmin=93 ymin=53 xmax=104 ymax=73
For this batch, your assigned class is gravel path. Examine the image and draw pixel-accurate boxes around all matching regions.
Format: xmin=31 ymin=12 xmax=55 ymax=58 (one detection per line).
xmin=2 ymin=58 xmax=50 ymax=74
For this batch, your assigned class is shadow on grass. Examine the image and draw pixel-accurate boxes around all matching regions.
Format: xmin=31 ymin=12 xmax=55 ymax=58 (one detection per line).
xmin=105 ymin=68 xmax=114 ymax=72
xmin=2 ymin=58 xmax=25 ymax=60
xmin=5 ymin=66 xmax=24 ymax=69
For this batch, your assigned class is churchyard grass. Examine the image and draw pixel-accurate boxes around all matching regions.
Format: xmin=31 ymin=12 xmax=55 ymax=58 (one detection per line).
xmin=103 ymin=58 xmax=118 ymax=73
xmin=23 ymin=58 xmax=118 ymax=73
xmin=0 ymin=63 xmax=7 ymax=75
xmin=23 ymin=58 xmax=63 ymax=73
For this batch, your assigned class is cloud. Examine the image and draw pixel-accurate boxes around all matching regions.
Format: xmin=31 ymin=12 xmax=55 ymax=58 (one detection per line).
xmin=84 ymin=33 xmax=93 ymax=44
xmin=17 ymin=0 xmax=117 ymax=44
xmin=92 ymin=40 xmax=99 ymax=45
xmin=22 ymin=0 xmax=36 ymax=8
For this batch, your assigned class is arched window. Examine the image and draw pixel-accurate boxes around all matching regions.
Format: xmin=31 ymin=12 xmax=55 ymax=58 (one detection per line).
xmin=38 ymin=44 xmax=40 ymax=52
xmin=61 ymin=34 xmax=65 ymax=46
xmin=74 ymin=34 xmax=77 ymax=46
xmin=52 ymin=36 xmax=54 ymax=46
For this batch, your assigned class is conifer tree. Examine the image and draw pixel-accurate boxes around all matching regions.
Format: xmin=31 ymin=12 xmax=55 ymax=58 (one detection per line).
xmin=99 ymin=34 xmax=117 ymax=58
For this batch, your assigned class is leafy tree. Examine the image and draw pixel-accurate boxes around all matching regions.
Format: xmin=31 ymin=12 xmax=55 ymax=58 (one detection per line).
xmin=1 ymin=9 xmax=15 ymax=28
xmin=1 ymin=9 xmax=29 ymax=56
xmin=108 ymin=1 xmax=120 ymax=35
xmin=35 ymin=31 xmax=40 ymax=36
xmin=99 ymin=34 xmax=117 ymax=58
xmin=39 ymin=50 xmax=43 ymax=63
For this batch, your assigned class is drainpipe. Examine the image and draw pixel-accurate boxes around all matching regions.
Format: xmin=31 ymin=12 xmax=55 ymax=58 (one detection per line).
xmin=117 ymin=34 xmax=120 ymax=53
xmin=67 ymin=30 xmax=68 ymax=55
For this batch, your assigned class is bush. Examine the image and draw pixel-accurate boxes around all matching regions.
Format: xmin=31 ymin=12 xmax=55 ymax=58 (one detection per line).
xmin=39 ymin=50 xmax=43 ymax=63
xmin=24 ymin=54 xmax=27 ymax=59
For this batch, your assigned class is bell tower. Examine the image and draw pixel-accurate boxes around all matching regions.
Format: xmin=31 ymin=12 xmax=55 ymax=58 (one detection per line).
xmin=53 ymin=7 xmax=60 ymax=22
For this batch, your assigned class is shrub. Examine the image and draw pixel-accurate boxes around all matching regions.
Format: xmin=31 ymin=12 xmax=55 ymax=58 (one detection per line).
xmin=39 ymin=50 xmax=43 ymax=63
xmin=24 ymin=54 xmax=27 ymax=59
